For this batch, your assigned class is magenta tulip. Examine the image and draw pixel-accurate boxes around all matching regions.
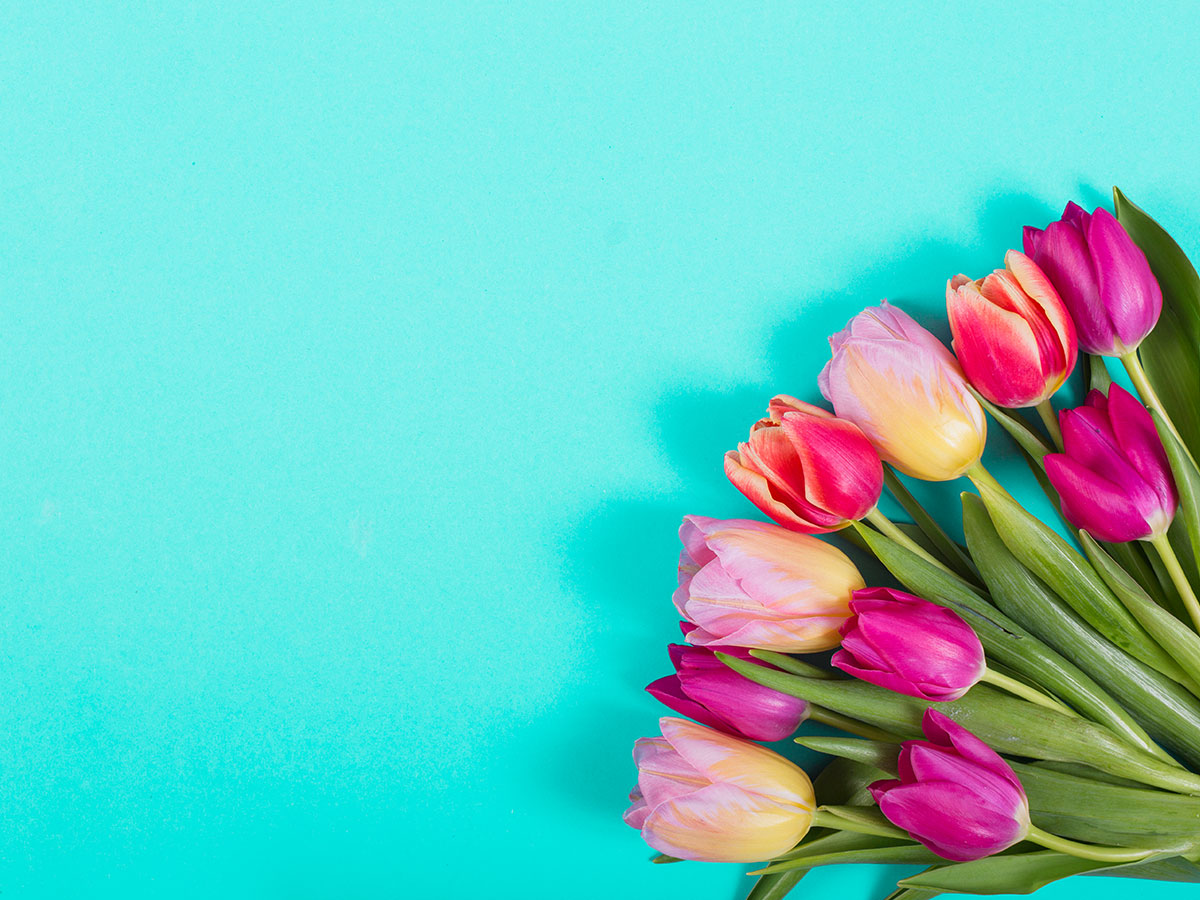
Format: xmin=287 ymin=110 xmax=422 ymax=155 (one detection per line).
xmin=832 ymin=588 xmax=985 ymax=702
xmin=870 ymin=708 xmax=1030 ymax=861
xmin=1024 ymin=203 xmax=1162 ymax=356
xmin=624 ymin=717 xmax=816 ymax=862
xmin=1044 ymin=384 xmax=1178 ymax=543
xmin=647 ymin=624 xmax=809 ymax=742
xmin=947 ymin=251 xmax=1077 ymax=408
xmin=725 ymin=395 xmax=883 ymax=533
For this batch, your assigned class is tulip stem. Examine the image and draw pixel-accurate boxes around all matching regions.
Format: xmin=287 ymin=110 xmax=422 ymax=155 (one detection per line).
xmin=1034 ymin=400 xmax=1063 ymax=450
xmin=1149 ymin=533 xmax=1200 ymax=632
xmin=805 ymin=705 xmax=901 ymax=743
xmin=1025 ymin=824 xmax=1156 ymax=863
xmin=1122 ymin=352 xmax=1190 ymax=459
xmin=861 ymin=510 xmax=957 ymax=578
xmin=979 ymin=667 xmax=1076 ymax=717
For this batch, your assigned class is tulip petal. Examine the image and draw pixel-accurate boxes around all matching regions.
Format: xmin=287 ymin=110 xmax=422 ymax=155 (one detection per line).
xmin=724 ymin=450 xmax=816 ymax=531
xmin=1036 ymin=219 xmax=1109 ymax=354
xmin=1086 ymin=208 xmax=1162 ymax=351
xmin=873 ymin=781 xmax=1026 ymax=861
xmin=779 ymin=412 xmax=882 ymax=519
xmin=1044 ymin=454 xmax=1154 ymax=542
xmin=739 ymin=425 xmax=843 ymax=530
xmin=1106 ymin=385 xmax=1178 ymax=516
xmin=948 ymin=279 xmax=1050 ymax=407
xmin=645 ymin=675 xmax=731 ymax=734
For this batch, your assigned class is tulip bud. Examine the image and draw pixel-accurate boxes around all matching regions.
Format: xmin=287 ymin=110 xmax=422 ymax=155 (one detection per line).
xmin=947 ymin=251 xmax=1077 ymax=408
xmin=1044 ymin=384 xmax=1178 ymax=543
xmin=647 ymin=623 xmax=810 ymax=742
xmin=725 ymin=395 xmax=884 ymax=533
xmin=624 ymin=717 xmax=815 ymax=862
xmin=1024 ymin=202 xmax=1162 ymax=356
xmin=832 ymin=588 xmax=985 ymax=701
xmin=870 ymin=709 xmax=1030 ymax=861
xmin=819 ymin=302 xmax=987 ymax=482
xmin=674 ymin=515 xmax=863 ymax=652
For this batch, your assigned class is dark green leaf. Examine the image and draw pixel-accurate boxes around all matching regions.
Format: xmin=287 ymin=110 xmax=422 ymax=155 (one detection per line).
xmin=795 ymin=736 xmax=900 ymax=775
xmin=883 ymin=465 xmax=979 ymax=584
xmin=898 ymin=851 xmax=1123 ymax=894
xmin=1156 ymin=406 xmax=1200 ymax=599
xmin=744 ymin=868 xmax=809 ymax=900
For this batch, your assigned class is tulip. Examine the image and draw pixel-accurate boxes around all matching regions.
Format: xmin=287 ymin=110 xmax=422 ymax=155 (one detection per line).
xmin=946 ymin=250 xmax=1077 ymax=408
xmin=1043 ymin=384 xmax=1178 ymax=543
xmin=647 ymin=623 xmax=810 ymax=741
xmin=870 ymin=708 xmax=1030 ymax=861
xmin=1024 ymin=202 xmax=1162 ymax=357
xmin=623 ymin=716 xmax=815 ymax=862
xmin=724 ymin=395 xmax=883 ymax=533
xmin=832 ymin=588 xmax=985 ymax=701
xmin=819 ymin=302 xmax=987 ymax=482
xmin=674 ymin=515 xmax=862 ymax=651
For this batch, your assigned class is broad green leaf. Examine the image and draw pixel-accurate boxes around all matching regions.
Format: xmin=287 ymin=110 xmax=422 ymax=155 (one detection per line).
xmin=753 ymin=844 xmax=939 ymax=875
xmin=1081 ymin=533 xmax=1200 ymax=692
xmin=717 ymin=654 xmax=1200 ymax=794
xmin=898 ymin=851 xmax=1121 ymax=894
xmin=963 ymin=493 xmax=1200 ymax=766
xmin=1087 ymin=354 xmax=1114 ymax=393
xmin=971 ymin=470 xmax=1188 ymax=682
xmin=795 ymin=736 xmax=900 ymax=775
xmin=749 ymin=649 xmax=837 ymax=679
xmin=865 ymin=512 xmax=1159 ymax=754
xmin=1114 ymin=187 xmax=1200 ymax=459
xmin=816 ymin=804 xmax=907 ymax=840
xmin=883 ymin=885 xmax=943 ymax=900
xmin=813 ymin=757 xmax=887 ymax=807
xmin=971 ymin=390 xmax=1052 ymax=462
xmin=1089 ymin=856 xmax=1200 ymax=883
xmin=1156 ymin=406 xmax=1200 ymax=600
xmin=883 ymin=465 xmax=979 ymax=584
xmin=744 ymin=868 xmax=808 ymax=900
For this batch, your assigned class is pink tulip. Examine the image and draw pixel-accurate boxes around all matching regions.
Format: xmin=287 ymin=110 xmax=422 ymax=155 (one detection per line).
xmin=946 ymin=251 xmax=1077 ymax=408
xmin=647 ymin=623 xmax=810 ymax=742
xmin=819 ymin=302 xmax=987 ymax=482
xmin=870 ymin=709 xmax=1030 ymax=861
xmin=1024 ymin=203 xmax=1162 ymax=356
xmin=725 ymin=395 xmax=883 ymax=533
xmin=1044 ymin=384 xmax=1178 ymax=543
xmin=832 ymin=588 xmax=985 ymax=702
xmin=624 ymin=717 xmax=815 ymax=862
xmin=674 ymin=515 xmax=862 ymax=652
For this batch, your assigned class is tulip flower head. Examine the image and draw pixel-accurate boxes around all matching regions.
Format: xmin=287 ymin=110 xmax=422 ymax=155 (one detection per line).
xmin=947 ymin=250 xmax=1077 ymax=408
xmin=725 ymin=395 xmax=884 ymax=533
xmin=1024 ymin=203 xmax=1162 ymax=356
xmin=624 ymin=717 xmax=815 ymax=862
xmin=870 ymin=709 xmax=1030 ymax=861
xmin=819 ymin=302 xmax=987 ymax=481
xmin=832 ymin=588 xmax=985 ymax=701
xmin=1044 ymin=384 xmax=1178 ymax=543
xmin=647 ymin=623 xmax=810 ymax=742
xmin=674 ymin=515 xmax=863 ymax=652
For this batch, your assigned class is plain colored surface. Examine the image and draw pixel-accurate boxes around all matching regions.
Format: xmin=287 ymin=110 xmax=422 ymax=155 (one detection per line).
xmin=4 ymin=2 xmax=1200 ymax=897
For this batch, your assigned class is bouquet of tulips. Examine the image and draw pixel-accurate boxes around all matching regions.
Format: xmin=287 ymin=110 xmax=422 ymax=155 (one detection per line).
xmin=623 ymin=189 xmax=1200 ymax=898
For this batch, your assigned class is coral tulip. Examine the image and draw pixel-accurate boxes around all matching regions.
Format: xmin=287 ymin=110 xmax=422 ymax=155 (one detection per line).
xmin=674 ymin=515 xmax=862 ymax=651
xmin=870 ymin=709 xmax=1030 ymax=861
xmin=832 ymin=588 xmax=985 ymax=702
xmin=624 ymin=717 xmax=815 ymax=862
xmin=947 ymin=250 xmax=1077 ymax=408
xmin=1024 ymin=203 xmax=1162 ymax=356
xmin=725 ymin=395 xmax=883 ymax=533
xmin=1044 ymin=384 xmax=1178 ymax=543
xmin=819 ymin=302 xmax=987 ymax=481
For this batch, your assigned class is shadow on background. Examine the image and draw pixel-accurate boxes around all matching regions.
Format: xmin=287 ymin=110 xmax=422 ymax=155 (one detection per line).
xmin=542 ymin=188 xmax=1078 ymax=891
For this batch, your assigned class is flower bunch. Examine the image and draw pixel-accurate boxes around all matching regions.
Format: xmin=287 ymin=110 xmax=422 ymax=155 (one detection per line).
xmin=623 ymin=188 xmax=1200 ymax=898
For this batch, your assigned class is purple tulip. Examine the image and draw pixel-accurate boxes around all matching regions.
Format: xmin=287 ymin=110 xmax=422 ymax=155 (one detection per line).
xmin=1024 ymin=202 xmax=1162 ymax=356
xmin=832 ymin=588 xmax=985 ymax=702
xmin=646 ymin=623 xmax=810 ymax=742
xmin=1044 ymin=384 xmax=1178 ymax=543
xmin=870 ymin=709 xmax=1030 ymax=861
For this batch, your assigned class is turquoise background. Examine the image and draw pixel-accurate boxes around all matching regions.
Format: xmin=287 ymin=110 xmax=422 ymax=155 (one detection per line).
xmin=5 ymin=2 xmax=1200 ymax=897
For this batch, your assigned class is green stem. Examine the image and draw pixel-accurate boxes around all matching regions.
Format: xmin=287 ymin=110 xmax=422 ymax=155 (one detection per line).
xmin=1025 ymin=824 xmax=1156 ymax=863
xmin=1035 ymin=399 xmax=1063 ymax=450
xmin=806 ymin=705 xmax=900 ymax=742
xmin=980 ymin=667 xmax=1075 ymax=717
xmin=862 ymin=509 xmax=956 ymax=578
xmin=1122 ymin=352 xmax=1190 ymax=458
xmin=812 ymin=807 xmax=907 ymax=840
xmin=1149 ymin=533 xmax=1200 ymax=632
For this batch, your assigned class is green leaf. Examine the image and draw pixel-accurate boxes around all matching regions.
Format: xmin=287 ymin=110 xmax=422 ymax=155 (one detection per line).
xmin=816 ymin=804 xmax=908 ymax=840
xmin=753 ymin=844 xmax=939 ymax=875
xmin=863 ymin=512 xmax=1159 ymax=754
xmin=1088 ymin=856 xmax=1200 ymax=883
xmin=1087 ymin=354 xmax=1114 ymax=393
xmin=795 ymin=736 xmax=900 ymax=775
xmin=971 ymin=390 xmax=1051 ymax=463
xmin=813 ymin=757 xmax=888 ymax=807
xmin=1113 ymin=187 xmax=1200 ymax=459
xmin=744 ymin=868 xmax=809 ymax=900
xmin=963 ymin=493 xmax=1200 ymax=766
xmin=971 ymin=469 xmax=1188 ymax=682
xmin=1156 ymin=406 xmax=1200 ymax=593
xmin=1081 ymin=532 xmax=1200 ymax=691
xmin=883 ymin=465 xmax=979 ymax=584
xmin=882 ymin=885 xmax=943 ymax=900
xmin=897 ymin=851 xmax=1123 ymax=894
xmin=749 ymin=649 xmax=837 ymax=679
xmin=717 ymin=654 xmax=1200 ymax=794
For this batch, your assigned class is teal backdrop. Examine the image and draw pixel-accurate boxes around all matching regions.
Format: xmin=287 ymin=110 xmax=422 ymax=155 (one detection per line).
xmin=5 ymin=2 xmax=1200 ymax=897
